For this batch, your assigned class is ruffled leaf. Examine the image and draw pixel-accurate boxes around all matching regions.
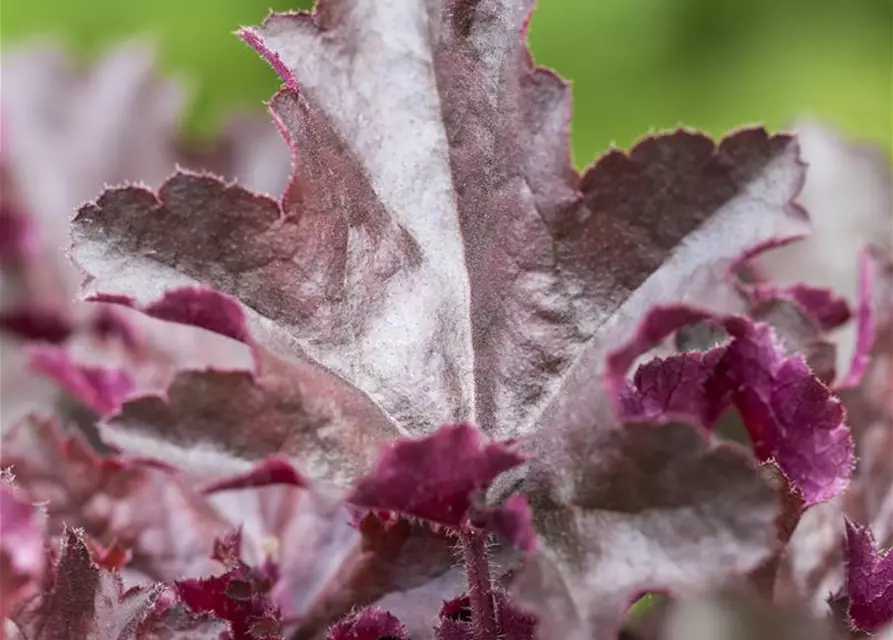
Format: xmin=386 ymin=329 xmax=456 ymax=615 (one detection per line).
xmin=7 ymin=527 xmax=164 ymax=639
xmin=608 ymin=307 xmax=853 ymax=505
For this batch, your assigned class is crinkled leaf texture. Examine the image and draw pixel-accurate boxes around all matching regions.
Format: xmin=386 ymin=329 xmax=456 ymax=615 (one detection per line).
xmin=54 ymin=0 xmax=829 ymax=637
xmin=71 ymin=0 xmax=808 ymax=482
xmin=3 ymin=0 xmax=878 ymax=638
xmin=751 ymin=118 xmax=893 ymax=372
xmin=6 ymin=527 xmax=164 ymax=640
xmin=0 ymin=482 xmax=45 ymax=620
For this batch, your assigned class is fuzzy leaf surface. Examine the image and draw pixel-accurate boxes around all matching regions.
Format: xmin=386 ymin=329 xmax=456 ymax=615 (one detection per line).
xmin=609 ymin=307 xmax=853 ymax=505
xmin=514 ymin=420 xmax=779 ymax=640
xmin=71 ymin=0 xmax=810 ymax=488
xmin=843 ymin=519 xmax=893 ymax=632
xmin=7 ymin=527 xmax=164 ymax=640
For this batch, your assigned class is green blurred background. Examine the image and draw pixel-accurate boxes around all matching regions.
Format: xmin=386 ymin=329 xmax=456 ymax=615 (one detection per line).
xmin=2 ymin=0 xmax=890 ymax=166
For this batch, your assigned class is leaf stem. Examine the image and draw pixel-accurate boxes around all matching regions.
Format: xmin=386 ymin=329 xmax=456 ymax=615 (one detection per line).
xmin=459 ymin=526 xmax=498 ymax=640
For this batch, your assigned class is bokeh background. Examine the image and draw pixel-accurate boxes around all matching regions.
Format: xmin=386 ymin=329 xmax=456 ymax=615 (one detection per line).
xmin=2 ymin=0 xmax=891 ymax=166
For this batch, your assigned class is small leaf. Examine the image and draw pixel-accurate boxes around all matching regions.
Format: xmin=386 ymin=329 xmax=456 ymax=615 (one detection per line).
xmin=843 ymin=519 xmax=893 ymax=633
xmin=0 ymin=483 xmax=45 ymax=618
xmin=8 ymin=527 xmax=163 ymax=639
xmin=608 ymin=307 xmax=854 ymax=505
xmin=741 ymin=282 xmax=851 ymax=332
xmin=347 ymin=423 xmax=526 ymax=528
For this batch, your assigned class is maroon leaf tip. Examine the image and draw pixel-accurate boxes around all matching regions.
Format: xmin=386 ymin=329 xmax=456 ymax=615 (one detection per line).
xmin=90 ymin=285 xmax=254 ymax=345
xmin=202 ymin=457 xmax=310 ymax=494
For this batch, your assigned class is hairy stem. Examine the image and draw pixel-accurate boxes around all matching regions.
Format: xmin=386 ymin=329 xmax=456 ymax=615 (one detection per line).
xmin=460 ymin=527 xmax=498 ymax=640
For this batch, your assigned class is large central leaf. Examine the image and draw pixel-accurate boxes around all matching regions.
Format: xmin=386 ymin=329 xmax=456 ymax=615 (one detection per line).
xmin=70 ymin=0 xmax=808 ymax=481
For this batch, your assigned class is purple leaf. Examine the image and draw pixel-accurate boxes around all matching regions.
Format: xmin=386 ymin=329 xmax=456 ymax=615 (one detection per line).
xmin=203 ymin=477 xmax=448 ymax=638
xmin=0 ymin=417 xmax=231 ymax=583
xmin=608 ymin=306 xmax=853 ymax=505
xmin=776 ymin=424 xmax=893 ymax=625
xmin=135 ymin=597 xmax=231 ymax=639
xmin=514 ymin=419 xmax=779 ymax=640
xmin=9 ymin=1 xmax=854 ymax=636
xmin=106 ymin=360 xmax=393 ymax=486
xmin=748 ymin=297 xmax=840 ymax=386
xmin=347 ymin=423 xmax=526 ymax=528
xmin=843 ymin=519 xmax=893 ymax=633
xmin=741 ymin=281 xmax=851 ymax=332
xmin=326 ymin=607 xmax=409 ymax=640
xmin=28 ymin=345 xmax=134 ymax=416
xmin=56 ymin=3 xmax=816 ymax=635
xmin=838 ymin=246 xmax=885 ymax=389
xmin=7 ymin=527 xmax=164 ymax=639
xmin=90 ymin=285 xmax=255 ymax=347
xmin=70 ymin=1 xmax=808 ymax=492
xmin=0 ymin=308 xmax=72 ymax=344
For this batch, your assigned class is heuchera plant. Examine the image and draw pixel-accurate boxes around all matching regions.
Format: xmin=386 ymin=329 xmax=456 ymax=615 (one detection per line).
xmin=1 ymin=1 xmax=891 ymax=639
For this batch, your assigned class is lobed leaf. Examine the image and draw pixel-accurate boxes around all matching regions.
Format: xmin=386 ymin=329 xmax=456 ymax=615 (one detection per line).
xmin=7 ymin=527 xmax=164 ymax=640
xmin=346 ymin=423 xmax=526 ymax=528
xmin=513 ymin=419 xmax=780 ymax=640
xmin=608 ymin=307 xmax=853 ymax=505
